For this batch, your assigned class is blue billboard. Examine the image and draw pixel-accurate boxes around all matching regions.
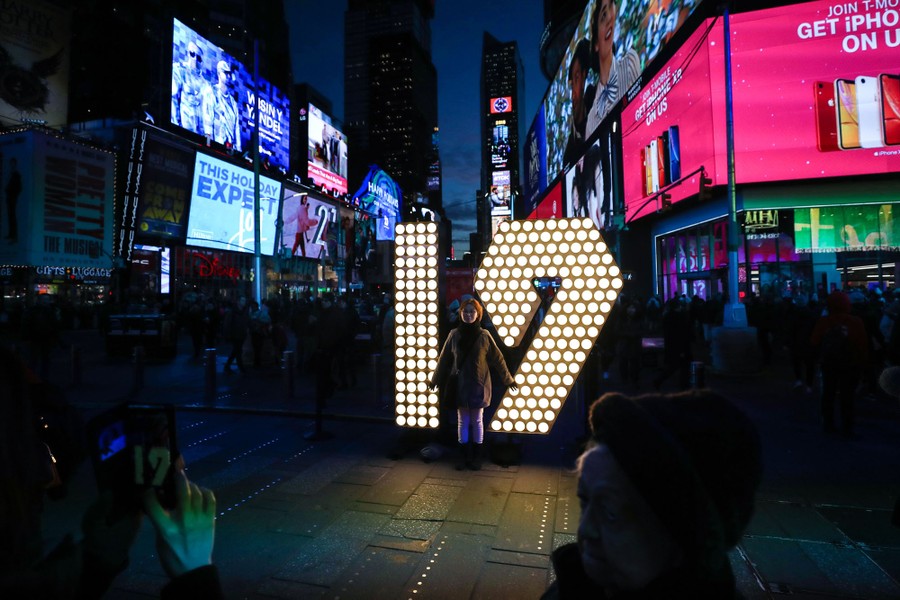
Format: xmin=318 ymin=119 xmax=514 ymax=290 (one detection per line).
xmin=171 ymin=19 xmax=290 ymax=173
xmin=352 ymin=166 xmax=401 ymax=241
xmin=186 ymin=153 xmax=282 ymax=255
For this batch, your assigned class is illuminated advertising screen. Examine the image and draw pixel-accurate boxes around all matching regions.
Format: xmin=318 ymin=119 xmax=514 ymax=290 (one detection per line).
xmin=135 ymin=135 xmax=194 ymax=241
xmin=621 ymin=19 xmax=721 ymax=222
xmin=489 ymin=184 xmax=512 ymax=217
xmin=527 ymin=182 xmax=563 ymax=220
xmin=307 ymin=103 xmax=348 ymax=195
xmin=794 ymin=204 xmax=900 ymax=253
xmin=186 ymin=153 xmax=282 ymax=255
xmin=725 ymin=0 xmax=900 ymax=182
xmin=0 ymin=0 xmax=70 ymax=129
xmin=564 ymin=138 xmax=616 ymax=230
xmin=543 ymin=0 xmax=703 ymax=183
xmin=523 ymin=106 xmax=548 ymax=215
xmin=489 ymin=96 xmax=513 ymax=114
xmin=279 ymin=192 xmax=337 ymax=260
xmin=491 ymin=215 xmax=511 ymax=238
xmin=352 ymin=166 xmax=401 ymax=241
xmin=491 ymin=122 xmax=511 ymax=168
xmin=170 ymin=19 xmax=290 ymax=172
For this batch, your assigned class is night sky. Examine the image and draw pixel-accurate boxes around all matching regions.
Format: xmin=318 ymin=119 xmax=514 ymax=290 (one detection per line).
xmin=285 ymin=0 xmax=547 ymax=256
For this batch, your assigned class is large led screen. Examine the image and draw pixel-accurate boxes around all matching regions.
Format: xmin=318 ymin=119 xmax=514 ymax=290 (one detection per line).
xmin=186 ymin=153 xmax=282 ymax=255
xmin=307 ymin=103 xmax=348 ymax=195
xmin=563 ymin=138 xmax=616 ymax=230
xmin=523 ymin=106 xmax=548 ymax=216
xmin=621 ymin=18 xmax=722 ymax=222
xmin=527 ymin=182 xmax=563 ymax=220
xmin=135 ymin=135 xmax=194 ymax=241
xmin=794 ymin=204 xmax=900 ymax=253
xmin=352 ymin=166 xmax=401 ymax=241
xmin=725 ymin=0 xmax=900 ymax=182
xmin=280 ymin=192 xmax=338 ymax=260
xmin=544 ymin=0 xmax=703 ymax=183
xmin=171 ymin=19 xmax=290 ymax=173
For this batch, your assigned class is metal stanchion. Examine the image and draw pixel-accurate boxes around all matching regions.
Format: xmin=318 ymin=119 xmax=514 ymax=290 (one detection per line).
xmin=690 ymin=361 xmax=706 ymax=389
xmin=204 ymin=348 xmax=217 ymax=405
xmin=70 ymin=345 xmax=82 ymax=387
xmin=282 ymin=350 xmax=295 ymax=399
xmin=132 ymin=345 xmax=145 ymax=395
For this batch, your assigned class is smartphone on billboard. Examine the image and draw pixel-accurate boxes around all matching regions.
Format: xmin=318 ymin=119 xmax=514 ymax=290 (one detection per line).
xmin=835 ymin=78 xmax=860 ymax=150
xmin=644 ymin=144 xmax=653 ymax=196
xmin=814 ymin=81 xmax=839 ymax=151
xmin=856 ymin=75 xmax=884 ymax=148
xmin=658 ymin=133 xmax=669 ymax=186
xmin=86 ymin=403 xmax=180 ymax=514
xmin=880 ymin=73 xmax=900 ymax=146
xmin=656 ymin=134 xmax=669 ymax=187
xmin=639 ymin=148 xmax=647 ymax=196
xmin=649 ymin=138 xmax=660 ymax=192
xmin=667 ymin=125 xmax=681 ymax=180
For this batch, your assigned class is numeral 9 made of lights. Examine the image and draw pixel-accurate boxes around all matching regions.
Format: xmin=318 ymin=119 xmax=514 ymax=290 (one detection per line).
xmin=393 ymin=218 xmax=622 ymax=434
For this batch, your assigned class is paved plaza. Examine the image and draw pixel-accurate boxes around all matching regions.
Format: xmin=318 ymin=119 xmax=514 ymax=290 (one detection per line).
xmin=29 ymin=329 xmax=900 ymax=599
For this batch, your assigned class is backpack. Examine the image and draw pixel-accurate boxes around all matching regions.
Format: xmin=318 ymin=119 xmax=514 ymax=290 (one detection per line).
xmin=819 ymin=323 xmax=851 ymax=367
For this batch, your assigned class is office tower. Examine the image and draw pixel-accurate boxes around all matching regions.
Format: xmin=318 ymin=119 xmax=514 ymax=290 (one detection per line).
xmin=344 ymin=0 xmax=440 ymax=211
xmin=480 ymin=32 xmax=524 ymax=250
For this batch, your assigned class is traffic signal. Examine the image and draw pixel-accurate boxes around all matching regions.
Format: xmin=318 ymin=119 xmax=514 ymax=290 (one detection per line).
xmin=698 ymin=170 xmax=713 ymax=202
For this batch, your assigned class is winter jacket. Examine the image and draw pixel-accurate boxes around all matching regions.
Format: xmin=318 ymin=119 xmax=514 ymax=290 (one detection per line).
xmin=431 ymin=327 xmax=515 ymax=409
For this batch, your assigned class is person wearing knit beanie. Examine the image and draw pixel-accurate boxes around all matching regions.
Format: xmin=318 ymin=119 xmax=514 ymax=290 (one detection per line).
xmin=543 ymin=390 xmax=763 ymax=599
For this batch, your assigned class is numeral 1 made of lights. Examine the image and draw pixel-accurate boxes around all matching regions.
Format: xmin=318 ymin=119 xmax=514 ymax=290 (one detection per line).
xmin=393 ymin=218 xmax=621 ymax=434
xmin=393 ymin=222 xmax=441 ymax=429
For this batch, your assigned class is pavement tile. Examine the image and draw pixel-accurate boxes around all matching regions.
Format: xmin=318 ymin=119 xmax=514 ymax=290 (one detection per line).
xmin=380 ymin=517 xmax=443 ymax=541
xmin=742 ymin=537 xmax=900 ymax=598
xmin=276 ymin=457 xmax=357 ymax=495
xmin=271 ymin=535 xmax=371 ymax=586
xmin=369 ymin=534 xmax=433 ymax=553
xmin=270 ymin=506 xmax=342 ymax=537
xmin=325 ymin=510 xmax=392 ymax=539
xmin=485 ymin=548 xmax=551 ymax=569
xmin=865 ymin=547 xmax=900 ymax=584
xmin=334 ymin=464 xmax=391 ymax=486
xmin=403 ymin=532 xmax=490 ymax=600
xmin=255 ymin=578 xmax=327 ymax=599
xmin=445 ymin=473 xmax=514 ymax=526
xmin=494 ymin=493 xmax=556 ymax=554
xmin=359 ymin=460 xmax=432 ymax=507
xmin=423 ymin=475 xmax=468 ymax=487
xmin=816 ymin=506 xmax=900 ymax=549
xmin=746 ymin=500 xmax=850 ymax=543
xmin=729 ymin=545 xmax=771 ymax=600
xmin=510 ymin=463 xmax=560 ymax=495
xmin=395 ymin=482 xmax=463 ymax=520
xmin=471 ymin=561 xmax=549 ymax=600
xmin=351 ymin=501 xmax=400 ymax=516
xmin=330 ymin=546 xmax=422 ymax=600
xmin=554 ymin=474 xmax=579 ymax=535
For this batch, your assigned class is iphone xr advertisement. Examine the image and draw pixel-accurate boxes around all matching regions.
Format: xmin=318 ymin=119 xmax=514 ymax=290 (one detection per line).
xmin=186 ymin=153 xmax=282 ymax=255
xmin=621 ymin=19 xmax=721 ymax=222
xmin=726 ymin=0 xmax=900 ymax=181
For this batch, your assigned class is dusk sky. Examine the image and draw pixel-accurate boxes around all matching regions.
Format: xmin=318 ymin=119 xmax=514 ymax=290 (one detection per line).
xmin=285 ymin=0 xmax=549 ymax=256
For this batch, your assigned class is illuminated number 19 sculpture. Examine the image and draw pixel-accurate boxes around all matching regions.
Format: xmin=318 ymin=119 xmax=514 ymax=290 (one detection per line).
xmin=393 ymin=218 xmax=622 ymax=434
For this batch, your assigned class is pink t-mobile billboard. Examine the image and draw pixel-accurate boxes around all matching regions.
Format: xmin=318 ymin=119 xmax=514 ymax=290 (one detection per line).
xmin=726 ymin=0 xmax=900 ymax=181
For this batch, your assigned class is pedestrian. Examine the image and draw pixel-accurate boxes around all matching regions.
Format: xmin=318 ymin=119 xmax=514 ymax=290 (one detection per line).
xmin=810 ymin=290 xmax=868 ymax=437
xmin=312 ymin=293 xmax=347 ymax=403
xmin=542 ymin=389 xmax=762 ymax=599
xmin=248 ymin=300 xmax=271 ymax=368
xmin=222 ymin=298 xmax=249 ymax=373
xmin=613 ymin=299 xmax=644 ymax=390
xmin=653 ymin=297 xmax=693 ymax=390
xmin=785 ymin=294 xmax=817 ymax=393
xmin=430 ymin=299 xmax=517 ymax=470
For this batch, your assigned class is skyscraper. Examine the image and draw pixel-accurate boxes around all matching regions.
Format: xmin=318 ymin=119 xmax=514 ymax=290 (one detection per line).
xmin=344 ymin=0 xmax=440 ymax=211
xmin=479 ymin=32 xmax=524 ymax=250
